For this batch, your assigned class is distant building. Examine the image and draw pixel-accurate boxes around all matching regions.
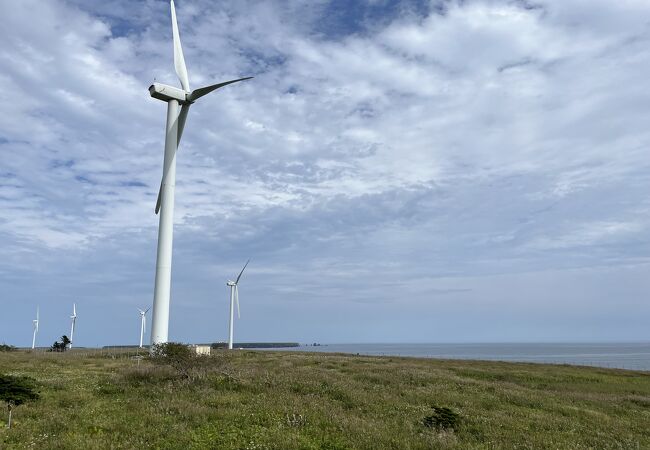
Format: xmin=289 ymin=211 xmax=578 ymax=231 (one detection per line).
xmin=190 ymin=344 xmax=211 ymax=356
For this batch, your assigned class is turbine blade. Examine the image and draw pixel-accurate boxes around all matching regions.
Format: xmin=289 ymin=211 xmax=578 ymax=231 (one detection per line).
xmin=187 ymin=77 xmax=253 ymax=103
xmin=235 ymin=285 xmax=240 ymax=319
xmin=155 ymin=104 xmax=189 ymax=215
xmin=235 ymin=259 xmax=250 ymax=284
xmin=73 ymin=303 xmax=76 ymax=316
xmin=155 ymin=180 xmax=163 ymax=214
xmin=177 ymin=104 xmax=190 ymax=146
xmin=145 ymin=307 xmax=151 ymax=314
xmin=171 ymin=0 xmax=190 ymax=91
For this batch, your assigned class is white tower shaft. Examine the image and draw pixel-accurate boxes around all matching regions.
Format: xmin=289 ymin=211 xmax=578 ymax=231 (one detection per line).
xmin=150 ymin=99 xmax=179 ymax=346
xmin=69 ymin=303 xmax=77 ymax=349
xmin=228 ymin=285 xmax=235 ymax=350
xmin=140 ymin=314 xmax=146 ymax=348
xmin=32 ymin=307 xmax=39 ymax=350
xmin=70 ymin=320 xmax=75 ymax=349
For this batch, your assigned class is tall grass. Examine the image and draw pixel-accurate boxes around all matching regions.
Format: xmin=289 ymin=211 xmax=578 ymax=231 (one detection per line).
xmin=1 ymin=349 xmax=649 ymax=449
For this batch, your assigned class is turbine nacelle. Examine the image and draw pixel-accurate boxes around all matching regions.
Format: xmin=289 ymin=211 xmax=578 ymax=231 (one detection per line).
xmin=149 ymin=78 xmax=254 ymax=105
xmin=226 ymin=280 xmax=236 ymax=286
xmin=149 ymin=82 xmax=190 ymax=104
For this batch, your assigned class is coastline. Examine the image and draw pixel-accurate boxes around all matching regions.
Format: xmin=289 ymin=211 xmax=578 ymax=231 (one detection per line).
xmin=259 ymin=342 xmax=650 ymax=371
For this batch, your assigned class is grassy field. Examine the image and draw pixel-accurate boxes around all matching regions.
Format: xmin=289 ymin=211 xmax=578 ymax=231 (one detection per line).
xmin=1 ymin=349 xmax=649 ymax=449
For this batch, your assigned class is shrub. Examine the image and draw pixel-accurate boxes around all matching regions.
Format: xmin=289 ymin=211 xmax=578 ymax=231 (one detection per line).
xmin=150 ymin=342 xmax=198 ymax=379
xmin=423 ymin=405 xmax=460 ymax=431
xmin=150 ymin=342 xmax=192 ymax=358
xmin=0 ymin=374 xmax=39 ymax=428
xmin=49 ymin=336 xmax=71 ymax=352
xmin=147 ymin=342 xmax=232 ymax=383
xmin=0 ymin=344 xmax=17 ymax=352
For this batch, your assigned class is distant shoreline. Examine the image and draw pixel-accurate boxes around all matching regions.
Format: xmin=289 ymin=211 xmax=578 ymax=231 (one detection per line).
xmin=22 ymin=342 xmax=648 ymax=371
xmin=257 ymin=342 xmax=650 ymax=371
xmin=98 ymin=342 xmax=300 ymax=350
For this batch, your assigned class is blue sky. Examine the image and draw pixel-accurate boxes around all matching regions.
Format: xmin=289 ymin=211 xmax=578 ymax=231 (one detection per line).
xmin=1 ymin=0 xmax=649 ymax=347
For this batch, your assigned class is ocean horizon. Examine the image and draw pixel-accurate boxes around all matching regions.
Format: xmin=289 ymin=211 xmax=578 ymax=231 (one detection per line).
xmin=264 ymin=342 xmax=650 ymax=371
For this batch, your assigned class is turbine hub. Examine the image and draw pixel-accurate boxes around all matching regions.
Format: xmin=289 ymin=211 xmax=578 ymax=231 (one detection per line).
xmin=226 ymin=281 xmax=236 ymax=286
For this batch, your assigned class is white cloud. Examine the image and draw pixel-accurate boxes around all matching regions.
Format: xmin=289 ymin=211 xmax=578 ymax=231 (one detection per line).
xmin=1 ymin=0 xmax=650 ymax=344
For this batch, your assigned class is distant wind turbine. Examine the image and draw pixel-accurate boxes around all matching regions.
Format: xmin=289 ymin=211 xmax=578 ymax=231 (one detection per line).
xmin=227 ymin=260 xmax=250 ymax=350
xmin=138 ymin=307 xmax=151 ymax=349
xmin=69 ymin=303 xmax=77 ymax=349
xmin=149 ymin=0 xmax=253 ymax=347
xmin=31 ymin=306 xmax=39 ymax=350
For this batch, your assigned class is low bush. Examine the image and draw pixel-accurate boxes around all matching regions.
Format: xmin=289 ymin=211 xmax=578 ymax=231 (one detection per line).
xmin=422 ymin=405 xmax=460 ymax=431
xmin=49 ymin=336 xmax=70 ymax=352
xmin=0 ymin=374 xmax=40 ymax=428
xmin=150 ymin=342 xmax=197 ymax=378
xmin=149 ymin=342 xmax=229 ymax=382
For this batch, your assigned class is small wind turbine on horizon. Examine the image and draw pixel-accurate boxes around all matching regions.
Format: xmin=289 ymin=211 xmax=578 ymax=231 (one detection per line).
xmin=227 ymin=260 xmax=249 ymax=350
xmin=69 ymin=303 xmax=77 ymax=349
xmin=138 ymin=307 xmax=151 ymax=348
xmin=149 ymin=0 xmax=252 ymax=347
xmin=31 ymin=306 xmax=39 ymax=350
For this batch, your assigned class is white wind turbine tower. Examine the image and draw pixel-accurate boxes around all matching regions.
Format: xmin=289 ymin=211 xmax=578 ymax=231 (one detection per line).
xmin=31 ymin=306 xmax=39 ymax=350
xmin=149 ymin=0 xmax=252 ymax=347
xmin=138 ymin=307 xmax=151 ymax=349
xmin=227 ymin=260 xmax=250 ymax=350
xmin=69 ymin=303 xmax=77 ymax=349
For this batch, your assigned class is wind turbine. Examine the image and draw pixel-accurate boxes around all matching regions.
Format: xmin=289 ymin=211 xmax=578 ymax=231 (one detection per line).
xmin=31 ymin=306 xmax=39 ymax=350
xmin=69 ymin=303 xmax=77 ymax=349
xmin=149 ymin=0 xmax=252 ymax=347
xmin=138 ymin=307 xmax=151 ymax=349
xmin=227 ymin=260 xmax=249 ymax=350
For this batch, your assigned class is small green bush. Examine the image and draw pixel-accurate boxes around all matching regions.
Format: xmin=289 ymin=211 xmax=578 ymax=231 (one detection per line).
xmin=49 ymin=335 xmax=70 ymax=352
xmin=423 ymin=405 xmax=460 ymax=431
xmin=0 ymin=344 xmax=17 ymax=352
xmin=0 ymin=374 xmax=40 ymax=428
xmin=150 ymin=342 xmax=193 ymax=361
xmin=150 ymin=342 xmax=194 ymax=373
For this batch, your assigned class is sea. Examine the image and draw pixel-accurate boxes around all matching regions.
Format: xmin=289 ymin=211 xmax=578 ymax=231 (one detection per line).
xmin=264 ymin=343 xmax=650 ymax=371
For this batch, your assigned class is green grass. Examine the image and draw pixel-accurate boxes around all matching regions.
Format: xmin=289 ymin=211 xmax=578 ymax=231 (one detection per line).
xmin=1 ymin=349 xmax=649 ymax=449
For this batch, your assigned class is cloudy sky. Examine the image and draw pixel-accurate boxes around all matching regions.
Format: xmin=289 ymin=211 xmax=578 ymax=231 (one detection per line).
xmin=1 ymin=0 xmax=649 ymax=347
